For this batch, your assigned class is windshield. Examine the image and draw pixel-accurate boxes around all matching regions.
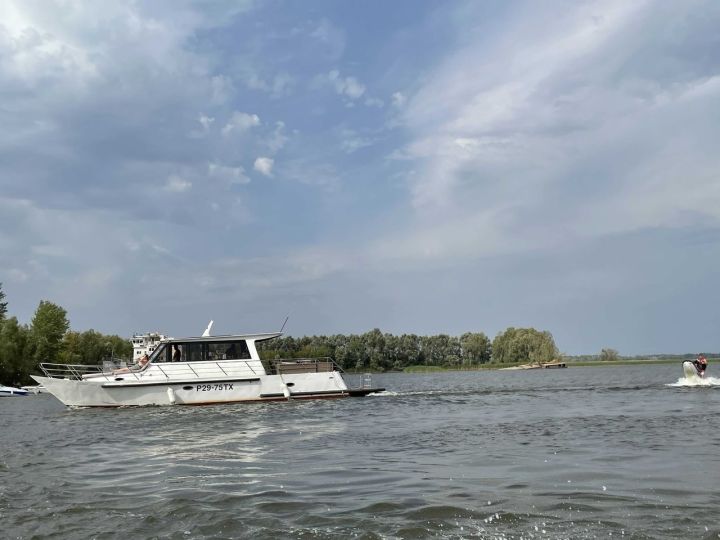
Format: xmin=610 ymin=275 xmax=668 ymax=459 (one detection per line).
xmin=149 ymin=343 xmax=167 ymax=362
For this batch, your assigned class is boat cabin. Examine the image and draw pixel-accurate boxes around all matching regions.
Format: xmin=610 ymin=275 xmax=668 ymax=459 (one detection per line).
xmin=149 ymin=337 xmax=253 ymax=363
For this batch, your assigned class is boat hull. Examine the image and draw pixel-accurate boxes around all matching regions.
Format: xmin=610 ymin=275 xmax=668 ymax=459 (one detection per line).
xmin=0 ymin=386 xmax=29 ymax=397
xmin=32 ymin=371 xmax=352 ymax=407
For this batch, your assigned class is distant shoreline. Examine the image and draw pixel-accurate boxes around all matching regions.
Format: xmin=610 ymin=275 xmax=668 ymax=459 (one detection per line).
xmin=398 ymin=358 xmax=703 ymax=373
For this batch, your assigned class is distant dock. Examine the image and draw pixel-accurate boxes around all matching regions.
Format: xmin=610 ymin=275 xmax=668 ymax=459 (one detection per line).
xmin=500 ymin=362 xmax=567 ymax=370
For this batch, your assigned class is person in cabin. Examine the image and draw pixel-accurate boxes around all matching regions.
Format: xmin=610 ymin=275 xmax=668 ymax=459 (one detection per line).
xmin=172 ymin=344 xmax=182 ymax=362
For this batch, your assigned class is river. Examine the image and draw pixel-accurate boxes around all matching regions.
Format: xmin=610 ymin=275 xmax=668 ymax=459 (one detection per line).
xmin=2 ymin=364 xmax=719 ymax=539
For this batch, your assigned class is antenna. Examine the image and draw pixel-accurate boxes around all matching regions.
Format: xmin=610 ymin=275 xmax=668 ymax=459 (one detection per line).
xmin=280 ymin=315 xmax=289 ymax=333
xmin=202 ymin=320 xmax=214 ymax=337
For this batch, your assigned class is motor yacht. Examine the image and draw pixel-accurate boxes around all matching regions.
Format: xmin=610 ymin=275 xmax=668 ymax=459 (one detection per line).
xmin=32 ymin=332 xmax=383 ymax=407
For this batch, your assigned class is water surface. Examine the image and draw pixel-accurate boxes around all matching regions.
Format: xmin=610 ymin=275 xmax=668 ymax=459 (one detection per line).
xmin=2 ymin=365 xmax=719 ymax=539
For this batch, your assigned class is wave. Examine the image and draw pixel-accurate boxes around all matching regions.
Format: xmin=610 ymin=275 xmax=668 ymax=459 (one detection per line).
xmin=667 ymin=375 xmax=720 ymax=387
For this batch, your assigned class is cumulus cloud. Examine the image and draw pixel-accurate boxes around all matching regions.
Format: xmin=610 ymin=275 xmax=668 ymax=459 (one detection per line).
xmin=253 ymin=157 xmax=274 ymax=177
xmin=221 ymin=111 xmax=261 ymax=136
xmin=320 ymin=69 xmax=366 ymax=100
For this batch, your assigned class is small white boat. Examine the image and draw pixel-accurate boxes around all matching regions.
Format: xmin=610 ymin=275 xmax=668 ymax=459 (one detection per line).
xmin=0 ymin=385 xmax=30 ymax=397
xmin=32 ymin=331 xmax=384 ymax=407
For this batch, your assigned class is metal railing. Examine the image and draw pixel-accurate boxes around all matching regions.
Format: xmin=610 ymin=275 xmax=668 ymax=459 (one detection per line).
xmin=38 ymin=363 xmax=133 ymax=381
xmin=39 ymin=359 xmax=265 ymax=382
xmin=271 ymin=357 xmax=342 ymax=375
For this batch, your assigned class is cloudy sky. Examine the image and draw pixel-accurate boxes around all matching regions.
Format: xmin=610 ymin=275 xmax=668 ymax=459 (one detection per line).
xmin=1 ymin=0 xmax=719 ymax=354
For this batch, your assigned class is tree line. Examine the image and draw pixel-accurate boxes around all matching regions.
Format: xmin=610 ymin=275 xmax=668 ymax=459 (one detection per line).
xmin=256 ymin=326 xmax=559 ymax=372
xmin=0 ymin=282 xmax=561 ymax=385
xmin=0 ymin=283 xmax=131 ymax=386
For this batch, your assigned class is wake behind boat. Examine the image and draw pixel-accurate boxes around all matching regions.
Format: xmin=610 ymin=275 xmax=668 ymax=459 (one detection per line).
xmin=32 ymin=331 xmax=384 ymax=407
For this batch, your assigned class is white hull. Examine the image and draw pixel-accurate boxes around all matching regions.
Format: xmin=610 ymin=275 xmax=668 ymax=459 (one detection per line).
xmin=32 ymin=371 xmax=349 ymax=407
xmin=0 ymin=385 xmax=29 ymax=397
xmin=682 ymin=361 xmax=702 ymax=379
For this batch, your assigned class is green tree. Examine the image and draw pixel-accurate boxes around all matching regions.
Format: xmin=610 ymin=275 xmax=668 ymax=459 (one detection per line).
xmin=30 ymin=300 xmax=70 ymax=364
xmin=599 ymin=348 xmax=620 ymax=362
xmin=460 ymin=332 xmax=492 ymax=365
xmin=492 ymin=327 xmax=558 ymax=365
xmin=0 ymin=317 xmax=33 ymax=386
xmin=0 ymin=282 xmax=7 ymax=320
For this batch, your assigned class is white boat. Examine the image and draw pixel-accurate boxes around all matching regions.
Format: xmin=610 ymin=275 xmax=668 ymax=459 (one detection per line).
xmin=0 ymin=385 xmax=29 ymax=397
xmin=32 ymin=332 xmax=383 ymax=407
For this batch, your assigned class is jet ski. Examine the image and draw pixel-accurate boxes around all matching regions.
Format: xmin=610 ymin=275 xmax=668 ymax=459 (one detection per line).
xmin=682 ymin=360 xmax=705 ymax=379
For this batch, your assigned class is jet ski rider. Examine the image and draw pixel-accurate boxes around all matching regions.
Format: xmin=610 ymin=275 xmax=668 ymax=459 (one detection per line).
xmin=693 ymin=354 xmax=708 ymax=377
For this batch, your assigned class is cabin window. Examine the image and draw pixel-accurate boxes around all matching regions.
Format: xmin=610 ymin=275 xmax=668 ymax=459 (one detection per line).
xmin=184 ymin=343 xmax=204 ymax=363
xmin=207 ymin=341 xmax=251 ymax=360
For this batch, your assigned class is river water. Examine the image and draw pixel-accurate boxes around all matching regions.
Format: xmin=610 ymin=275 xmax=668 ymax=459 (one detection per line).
xmin=2 ymin=365 xmax=719 ymax=539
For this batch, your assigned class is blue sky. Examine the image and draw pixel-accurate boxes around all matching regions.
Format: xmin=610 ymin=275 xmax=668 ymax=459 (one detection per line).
xmin=1 ymin=0 xmax=719 ymax=354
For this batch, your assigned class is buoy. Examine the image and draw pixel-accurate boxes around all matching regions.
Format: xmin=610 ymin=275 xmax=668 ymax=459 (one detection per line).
xmin=167 ymin=387 xmax=176 ymax=405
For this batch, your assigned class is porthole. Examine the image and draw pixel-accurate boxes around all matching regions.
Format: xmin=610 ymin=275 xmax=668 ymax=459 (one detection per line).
xmin=183 ymin=385 xmax=193 ymax=391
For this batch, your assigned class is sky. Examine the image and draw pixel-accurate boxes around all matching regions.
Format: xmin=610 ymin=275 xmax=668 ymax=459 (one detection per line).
xmin=1 ymin=0 xmax=719 ymax=355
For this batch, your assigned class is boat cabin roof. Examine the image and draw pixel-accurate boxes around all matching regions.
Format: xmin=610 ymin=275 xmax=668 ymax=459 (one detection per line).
xmin=163 ymin=332 xmax=281 ymax=344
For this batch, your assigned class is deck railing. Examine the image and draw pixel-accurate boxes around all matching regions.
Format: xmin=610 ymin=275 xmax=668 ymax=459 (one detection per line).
xmin=271 ymin=357 xmax=342 ymax=375
xmin=39 ymin=363 xmax=120 ymax=381
xmin=39 ymin=357 xmax=343 ymax=381
xmin=39 ymin=359 xmax=266 ymax=382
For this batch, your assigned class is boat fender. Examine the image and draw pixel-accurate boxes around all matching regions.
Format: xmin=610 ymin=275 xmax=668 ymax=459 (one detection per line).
xmin=167 ymin=387 xmax=176 ymax=405
xmin=282 ymin=384 xmax=291 ymax=400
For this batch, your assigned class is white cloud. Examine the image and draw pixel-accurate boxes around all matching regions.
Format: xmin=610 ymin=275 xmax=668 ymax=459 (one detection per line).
xmin=392 ymin=92 xmax=407 ymax=108
xmin=340 ymin=129 xmax=375 ymax=153
xmin=198 ymin=114 xmax=215 ymax=133
xmin=208 ymin=163 xmax=250 ymax=185
xmin=221 ymin=111 xmax=260 ymax=136
xmin=253 ymin=157 xmax=274 ymax=177
xmin=325 ymin=70 xmax=366 ymax=100
xmin=164 ymin=175 xmax=192 ymax=192
xmin=265 ymin=121 xmax=288 ymax=154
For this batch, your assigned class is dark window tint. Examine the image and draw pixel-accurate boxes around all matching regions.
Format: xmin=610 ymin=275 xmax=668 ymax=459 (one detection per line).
xmin=184 ymin=343 xmax=203 ymax=363
xmin=207 ymin=341 xmax=251 ymax=360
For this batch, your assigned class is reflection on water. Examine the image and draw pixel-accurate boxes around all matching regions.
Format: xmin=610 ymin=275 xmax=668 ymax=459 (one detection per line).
xmin=2 ymin=364 xmax=720 ymax=539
